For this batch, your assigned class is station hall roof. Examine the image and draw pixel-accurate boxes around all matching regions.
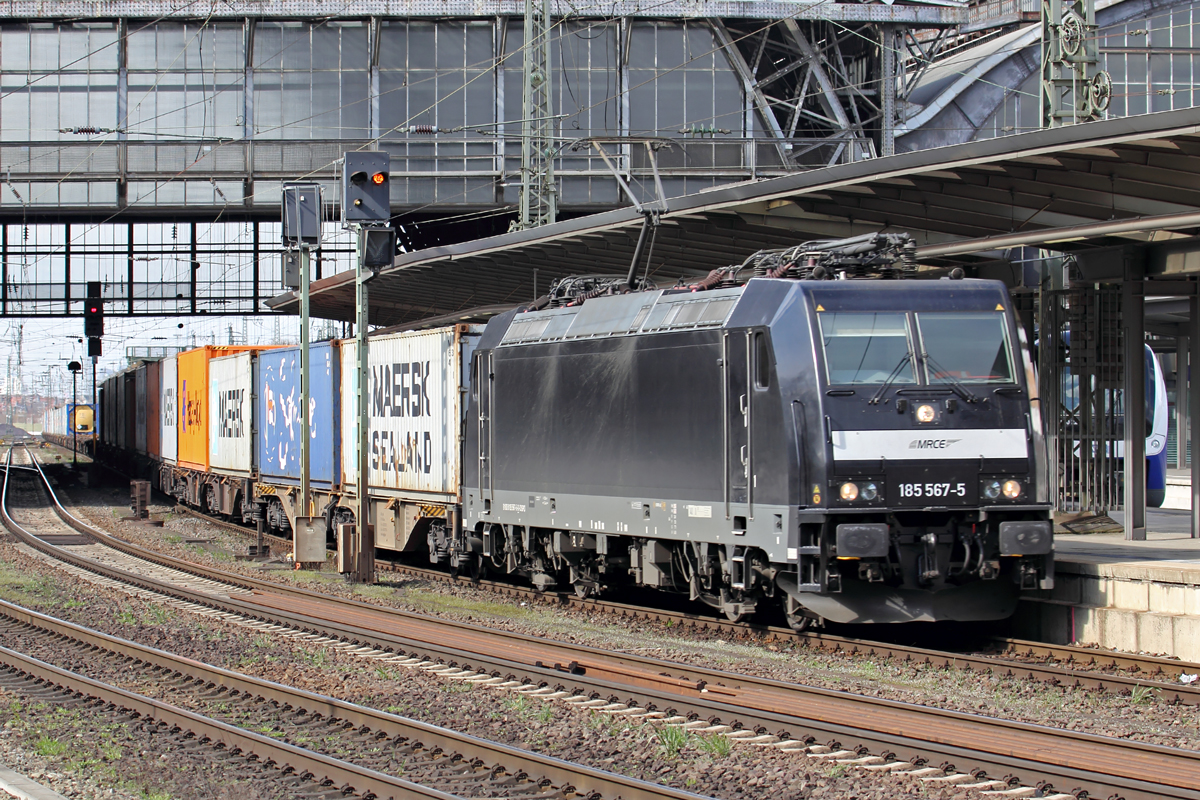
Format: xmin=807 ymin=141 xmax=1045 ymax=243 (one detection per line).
xmin=269 ymin=107 xmax=1200 ymax=328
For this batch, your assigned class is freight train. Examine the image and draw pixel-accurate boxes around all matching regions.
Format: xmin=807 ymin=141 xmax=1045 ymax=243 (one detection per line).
xmin=40 ymin=403 xmax=97 ymax=453
xmin=92 ymin=234 xmax=1055 ymax=626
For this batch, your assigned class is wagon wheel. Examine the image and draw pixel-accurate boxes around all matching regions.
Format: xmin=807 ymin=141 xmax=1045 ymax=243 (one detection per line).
xmin=466 ymin=552 xmax=484 ymax=583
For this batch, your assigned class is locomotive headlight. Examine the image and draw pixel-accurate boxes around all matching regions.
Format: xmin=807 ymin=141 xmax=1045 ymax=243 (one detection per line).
xmin=840 ymin=482 xmax=859 ymax=501
xmin=860 ymin=482 xmax=879 ymax=501
xmin=915 ymin=404 xmax=937 ymax=423
xmin=1002 ymin=479 xmax=1023 ymax=499
xmin=983 ymin=479 xmax=1002 ymax=500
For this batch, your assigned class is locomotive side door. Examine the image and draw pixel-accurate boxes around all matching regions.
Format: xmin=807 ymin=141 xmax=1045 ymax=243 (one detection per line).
xmin=723 ymin=330 xmax=751 ymax=530
xmin=476 ymin=350 xmax=493 ymax=511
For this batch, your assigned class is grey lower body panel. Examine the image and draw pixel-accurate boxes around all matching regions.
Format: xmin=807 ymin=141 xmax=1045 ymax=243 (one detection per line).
xmin=777 ymin=573 xmax=1020 ymax=624
xmin=468 ymin=487 xmax=792 ymax=559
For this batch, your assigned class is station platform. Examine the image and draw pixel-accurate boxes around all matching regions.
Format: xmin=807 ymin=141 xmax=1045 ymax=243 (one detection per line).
xmin=1015 ymin=508 xmax=1200 ymax=660
xmin=0 ymin=761 xmax=71 ymax=800
xmin=1164 ymin=467 xmax=1195 ymax=510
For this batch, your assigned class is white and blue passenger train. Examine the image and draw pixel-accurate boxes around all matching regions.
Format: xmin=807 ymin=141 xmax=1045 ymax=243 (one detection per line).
xmin=1058 ymin=337 xmax=1169 ymax=508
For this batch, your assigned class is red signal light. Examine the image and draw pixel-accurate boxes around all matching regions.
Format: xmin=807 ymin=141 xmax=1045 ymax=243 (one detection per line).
xmin=371 ymin=172 xmax=386 ymax=185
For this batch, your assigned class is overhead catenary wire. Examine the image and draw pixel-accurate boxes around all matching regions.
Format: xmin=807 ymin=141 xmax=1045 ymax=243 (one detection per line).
xmin=0 ymin=0 xmax=1185 ymax=345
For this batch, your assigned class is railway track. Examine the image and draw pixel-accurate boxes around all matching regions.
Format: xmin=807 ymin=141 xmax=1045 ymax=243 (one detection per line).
xmin=174 ymin=495 xmax=1200 ymax=706
xmin=10 ymin=446 xmax=1200 ymax=800
xmin=0 ymin=446 xmax=714 ymax=800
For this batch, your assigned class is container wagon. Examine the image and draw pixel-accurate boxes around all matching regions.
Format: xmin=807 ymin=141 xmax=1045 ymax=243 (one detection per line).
xmin=160 ymin=345 xmax=281 ymax=519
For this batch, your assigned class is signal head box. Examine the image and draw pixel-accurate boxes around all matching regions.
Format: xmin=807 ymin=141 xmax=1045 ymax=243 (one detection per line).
xmin=342 ymin=151 xmax=391 ymax=224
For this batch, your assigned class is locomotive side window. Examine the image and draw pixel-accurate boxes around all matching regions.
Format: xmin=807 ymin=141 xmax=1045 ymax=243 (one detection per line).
xmin=819 ymin=312 xmax=915 ymax=385
xmin=916 ymin=312 xmax=1014 ymax=384
xmin=754 ymin=331 xmax=771 ymax=390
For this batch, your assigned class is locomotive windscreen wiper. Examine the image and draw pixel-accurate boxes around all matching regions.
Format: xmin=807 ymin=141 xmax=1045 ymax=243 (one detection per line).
xmin=868 ymin=352 xmax=914 ymax=405
xmin=920 ymin=351 xmax=980 ymax=404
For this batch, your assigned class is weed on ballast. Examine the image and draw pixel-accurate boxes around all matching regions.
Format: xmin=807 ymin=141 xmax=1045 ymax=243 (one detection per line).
xmin=1131 ymin=683 xmax=1160 ymax=705
xmin=440 ymin=681 xmax=474 ymax=694
xmin=654 ymin=723 xmax=688 ymax=757
xmin=354 ymin=583 xmax=395 ymax=601
xmin=504 ymin=695 xmax=530 ymax=716
xmin=373 ymin=665 xmax=399 ymax=681
xmin=405 ymin=588 xmax=533 ymax=620
xmin=34 ymin=737 xmax=69 ymax=757
xmin=696 ymin=732 xmax=733 ymax=757
xmin=300 ymin=648 xmax=328 ymax=668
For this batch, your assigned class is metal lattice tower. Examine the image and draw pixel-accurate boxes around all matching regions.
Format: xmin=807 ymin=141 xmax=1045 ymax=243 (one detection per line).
xmin=518 ymin=0 xmax=557 ymax=230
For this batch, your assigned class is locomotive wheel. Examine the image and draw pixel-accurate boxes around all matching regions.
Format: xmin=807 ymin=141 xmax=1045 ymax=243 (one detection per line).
xmin=786 ymin=611 xmax=815 ymax=632
xmin=466 ymin=553 xmax=483 ymax=583
xmin=573 ymin=582 xmax=591 ymax=600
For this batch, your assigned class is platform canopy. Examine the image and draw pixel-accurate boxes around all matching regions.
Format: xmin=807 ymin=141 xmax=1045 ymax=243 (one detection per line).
xmin=269 ymin=107 xmax=1200 ymax=328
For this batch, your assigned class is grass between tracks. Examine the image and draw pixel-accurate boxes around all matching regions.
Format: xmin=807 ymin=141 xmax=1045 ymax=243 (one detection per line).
xmin=0 ymin=695 xmax=173 ymax=799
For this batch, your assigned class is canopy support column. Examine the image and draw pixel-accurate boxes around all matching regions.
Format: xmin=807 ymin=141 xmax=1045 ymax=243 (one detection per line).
xmin=1123 ymin=273 xmax=1146 ymax=540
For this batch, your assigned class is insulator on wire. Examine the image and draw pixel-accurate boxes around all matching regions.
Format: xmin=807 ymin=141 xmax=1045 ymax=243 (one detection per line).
xmin=400 ymin=125 xmax=437 ymax=135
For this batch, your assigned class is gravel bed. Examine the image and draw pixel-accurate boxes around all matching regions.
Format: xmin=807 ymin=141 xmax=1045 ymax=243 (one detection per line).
xmin=67 ymin=483 xmax=1199 ymax=750
xmin=0 ymin=687 xmax=294 ymax=800
xmin=0 ymin=466 xmax=1193 ymax=798
xmin=0 ymin=541 xmax=961 ymax=800
xmin=0 ymin=731 xmax=144 ymax=800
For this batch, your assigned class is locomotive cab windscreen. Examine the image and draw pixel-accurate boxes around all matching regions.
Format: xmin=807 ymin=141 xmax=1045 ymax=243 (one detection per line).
xmin=799 ymin=281 xmax=1052 ymax=624
xmin=818 ymin=310 xmax=1014 ymax=387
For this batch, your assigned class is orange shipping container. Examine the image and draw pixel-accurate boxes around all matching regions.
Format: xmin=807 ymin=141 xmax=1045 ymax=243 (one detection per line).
xmin=176 ymin=346 xmax=274 ymax=471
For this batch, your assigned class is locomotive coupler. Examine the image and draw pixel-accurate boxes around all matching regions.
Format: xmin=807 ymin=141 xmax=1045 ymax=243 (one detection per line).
xmin=858 ymin=562 xmax=885 ymax=583
xmin=1018 ymin=561 xmax=1040 ymax=590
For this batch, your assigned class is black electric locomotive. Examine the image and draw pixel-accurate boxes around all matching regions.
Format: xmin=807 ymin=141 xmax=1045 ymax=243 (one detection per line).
xmin=454 ymin=234 xmax=1053 ymax=626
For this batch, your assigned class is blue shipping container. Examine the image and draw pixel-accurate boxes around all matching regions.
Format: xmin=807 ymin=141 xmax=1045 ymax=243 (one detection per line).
xmin=257 ymin=341 xmax=340 ymax=488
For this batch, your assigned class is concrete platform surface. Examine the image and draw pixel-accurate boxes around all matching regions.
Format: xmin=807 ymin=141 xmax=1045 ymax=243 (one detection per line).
xmin=1016 ymin=508 xmax=1200 ymax=659
xmin=1057 ymin=508 xmax=1200 ymax=565
xmin=0 ymin=762 xmax=70 ymax=800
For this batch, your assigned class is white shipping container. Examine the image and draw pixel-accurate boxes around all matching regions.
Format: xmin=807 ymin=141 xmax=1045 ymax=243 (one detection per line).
xmin=340 ymin=327 xmax=478 ymax=498
xmin=160 ymin=356 xmax=178 ymax=464
xmin=209 ymin=352 xmax=254 ymax=475
xmin=46 ymin=405 xmax=66 ymax=436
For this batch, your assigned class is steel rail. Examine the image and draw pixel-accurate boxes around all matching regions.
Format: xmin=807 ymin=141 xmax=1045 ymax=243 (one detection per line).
xmin=11 ymin=448 xmax=1200 ymax=800
xmin=176 ymin=498 xmax=1200 ymax=706
xmin=172 ymin=503 xmax=293 ymax=553
xmin=385 ymin=559 xmax=1200 ymax=705
xmin=994 ymin=637 xmax=1200 ymax=679
xmin=0 ymin=642 xmax=477 ymax=800
xmin=0 ymin=596 xmax=712 ymax=800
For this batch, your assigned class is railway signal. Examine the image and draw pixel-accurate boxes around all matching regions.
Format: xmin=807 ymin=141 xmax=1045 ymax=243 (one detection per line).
xmin=282 ymin=183 xmax=324 ymax=560
xmin=342 ymin=151 xmax=391 ymax=224
xmin=360 ymin=226 xmax=397 ymax=268
xmin=84 ymin=281 xmax=104 ymax=338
